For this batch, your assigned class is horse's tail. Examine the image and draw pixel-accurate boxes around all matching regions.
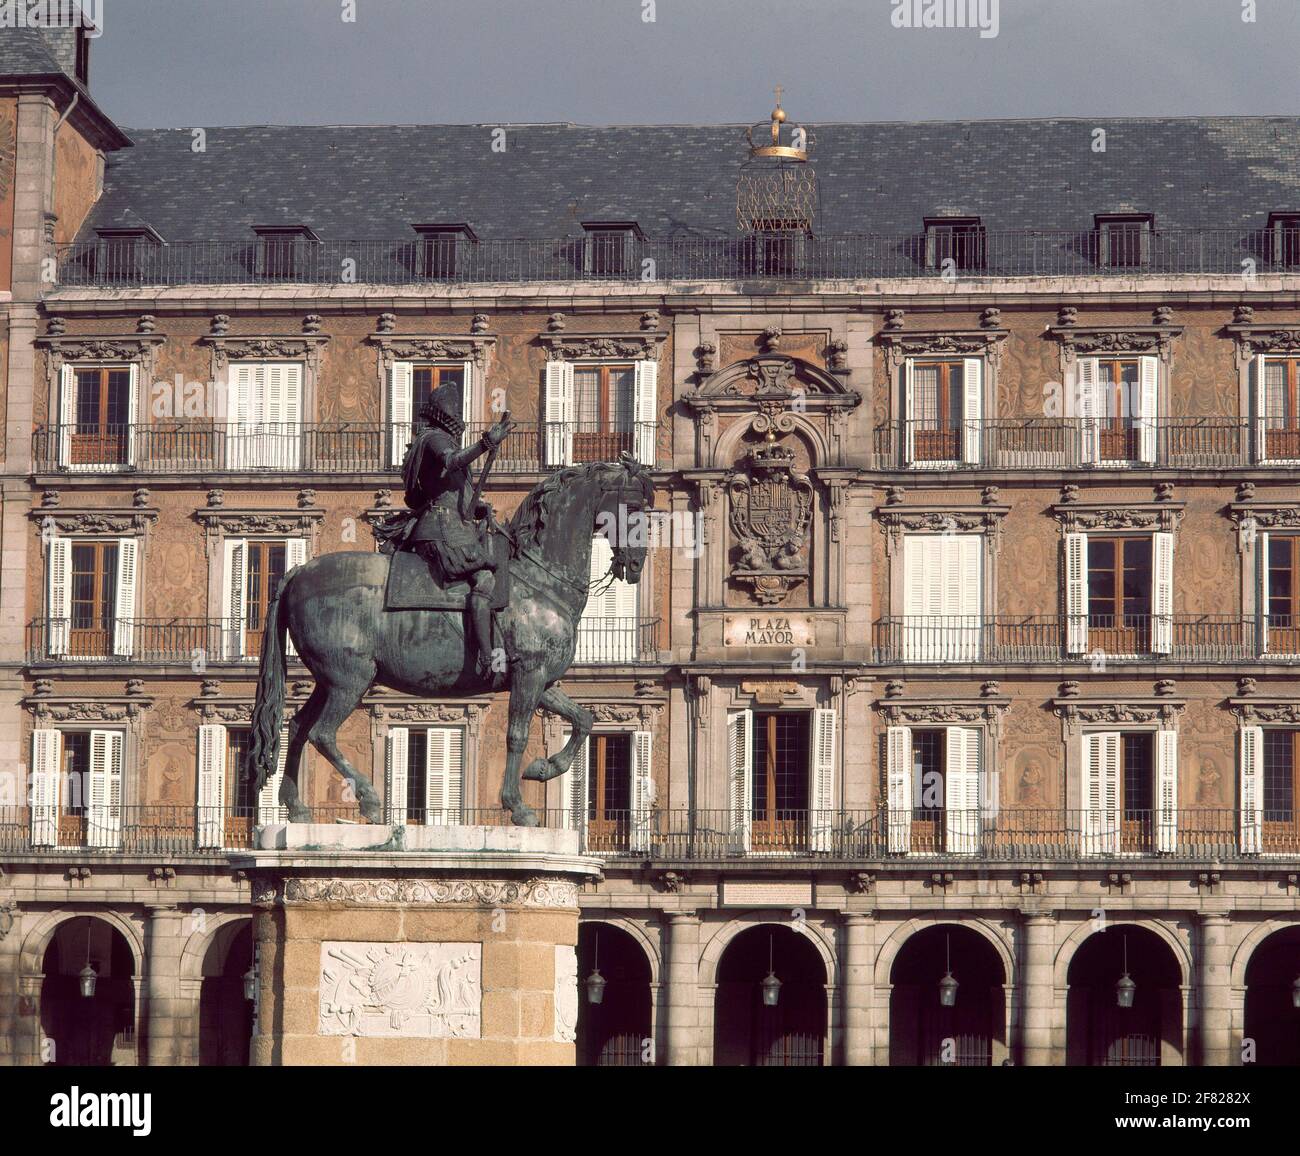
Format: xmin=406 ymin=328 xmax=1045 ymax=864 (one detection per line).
xmin=248 ymin=571 xmax=291 ymax=794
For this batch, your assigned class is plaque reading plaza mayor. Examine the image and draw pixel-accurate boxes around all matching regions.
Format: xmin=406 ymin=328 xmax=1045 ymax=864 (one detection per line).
xmin=724 ymin=614 xmax=816 ymax=648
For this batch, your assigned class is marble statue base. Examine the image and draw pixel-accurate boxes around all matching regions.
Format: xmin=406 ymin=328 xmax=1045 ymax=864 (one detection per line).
xmin=238 ymin=826 xmax=600 ymax=1066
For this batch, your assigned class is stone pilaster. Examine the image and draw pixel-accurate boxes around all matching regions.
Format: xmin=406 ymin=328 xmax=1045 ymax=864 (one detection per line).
xmin=1020 ymin=911 xmax=1057 ymax=1066
xmin=841 ymin=912 xmax=875 ymax=1065
xmin=665 ymin=911 xmax=700 ymax=1066
xmin=1197 ymin=912 xmax=1233 ymax=1067
xmin=144 ymin=905 xmax=186 ymax=1066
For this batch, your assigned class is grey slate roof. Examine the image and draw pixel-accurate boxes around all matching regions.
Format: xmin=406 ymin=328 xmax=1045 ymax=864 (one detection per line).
xmin=0 ymin=27 xmax=67 ymax=77
xmin=81 ymin=117 xmax=1300 ymax=242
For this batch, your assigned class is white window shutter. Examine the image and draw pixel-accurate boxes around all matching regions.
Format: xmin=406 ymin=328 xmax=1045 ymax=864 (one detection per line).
xmin=257 ymin=725 xmax=290 ymax=825
xmin=1065 ymin=532 xmax=1089 ymax=655
xmin=1082 ymin=732 xmax=1120 ymax=855
xmin=886 ymin=725 xmax=913 ymax=853
xmin=283 ymin=538 xmax=308 ymax=659
xmin=112 ymin=538 xmax=139 ymax=657
xmin=1137 ymin=355 xmax=1159 ymax=464
xmin=902 ymin=535 xmax=925 ymax=661
xmin=389 ymin=361 xmax=414 ymax=467
xmin=277 ymin=363 xmax=303 ymax=469
xmin=125 ymin=364 xmax=139 ymax=466
xmin=810 ymin=708 xmax=836 ymax=852
xmin=950 ymin=534 xmax=983 ymax=661
xmin=1077 ymin=357 xmax=1100 ymax=464
xmin=461 ymin=359 xmax=476 ymax=435
xmin=1155 ymin=730 xmax=1178 ymax=853
xmin=944 ymin=726 xmax=981 ymax=854
xmin=630 ymin=729 xmax=653 ymax=853
xmin=544 ymin=359 xmax=574 ymax=466
xmin=87 ymin=729 xmax=123 ymax=849
xmin=58 ymin=364 xmax=75 ymax=467
xmin=562 ymin=730 xmax=589 ymax=847
xmin=903 ymin=358 xmax=916 ymax=465
xmin=1239 ymin=725 xmax=1263 ymax=854
xmin=196 ymin=723 xmax=228 ymax=849
xmin=225 ymin=362 xmax=256 ymax=469
xmin=426 ymin=726 xmax=464 ymax=824
xmin=1259 ymin=531 xmax=1271 ymax=656
xmin=1254 ymin=354 xmax=1269 ymax=463
xmin=961 ymin=357 xmax=983 ymax=464
xmin=30 ymin=730 xmax=61 ymax=847
xmin=633 ymin=359 xmax=657 ymax=465
xmin=385 ymin=726 xmax=409 ymax=826
xmin=47 ymin=536 xmax=71 ymax=657
xmin=223 ymin=537 xmax=247 ymax=659
xmin=728 ymin=710 xmax=753 ymax=853
xmin=1151 ymin=531 xmax=1174 ymax=654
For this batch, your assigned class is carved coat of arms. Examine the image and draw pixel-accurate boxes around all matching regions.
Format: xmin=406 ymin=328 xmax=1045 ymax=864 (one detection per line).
xmin=727 ymin=434 xmax=812 ymax=604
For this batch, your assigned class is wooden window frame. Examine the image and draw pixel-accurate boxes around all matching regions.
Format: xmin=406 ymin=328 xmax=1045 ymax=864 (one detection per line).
xmin=1096 ymin=358 xmax=1142 ymax=462
xmin=242 ymin=541 xmax=287 ymax=660
xmin=1262 ymin=357 xmax=1300 ymax=460
xmin=68 ymin=540 xmax=118 ymax=658
xmin=924 ymin=216 xmax=985 ymax=271
xmin=751 ymin=711 xmax=811 ymax=852
xmin=1267 ymin=534 xmax=1300 ymax=654
xmin=1262 ymin=729 xmax=1300 ymax=851
xmin=69 ymin=366 xmax=132 ymax=465
xmin=572 ymin=363 xmax=635 ymax=462
xmin=910 ymin=359 xmax=965 ymax=462
xmin=1087 ymin=535 xmax=1153 ymax=655
xmin=1095 ymin=214 xmax=1153 ymax=268
xmin=1118 ymin=731 xmax=1156 ymax=852
xmin=585 ymin=732 xmax=632 ymax=850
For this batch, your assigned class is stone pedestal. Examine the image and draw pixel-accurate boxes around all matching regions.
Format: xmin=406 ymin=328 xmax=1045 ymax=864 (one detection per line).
xmin=240 ymin=824 xmax=601 ymax=1066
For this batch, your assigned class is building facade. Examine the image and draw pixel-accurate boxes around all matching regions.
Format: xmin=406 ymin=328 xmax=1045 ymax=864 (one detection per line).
xmin=1 ymin=28 xmax=1299 ymax=1067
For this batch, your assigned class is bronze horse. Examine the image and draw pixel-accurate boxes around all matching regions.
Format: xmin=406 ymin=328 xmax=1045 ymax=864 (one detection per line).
xmin=247 ymin=456 xmax=654 ymax=826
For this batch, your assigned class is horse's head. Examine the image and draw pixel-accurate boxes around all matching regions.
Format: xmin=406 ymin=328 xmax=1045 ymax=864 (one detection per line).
xmin=600 ymin=452 xmax=656 ymax=584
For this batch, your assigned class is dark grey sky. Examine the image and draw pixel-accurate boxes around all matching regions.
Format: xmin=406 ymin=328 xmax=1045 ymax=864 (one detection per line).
xmin=88 ymin=0 xmax=1300 ymax=128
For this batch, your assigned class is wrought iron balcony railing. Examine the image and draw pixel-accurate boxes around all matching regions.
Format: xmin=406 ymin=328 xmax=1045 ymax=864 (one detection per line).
xmin=872 ymin=615 xmax=1266 ymax=665
xmin=26 ymin=616 xmax=661 ymax=666
xmin=32 ymin=421 xmax=656 ymax=475
xmin=3 ymin=805 xmax=1294 ymax=861
xmin=873 ymin=417 xmax=1268 ymax=471
xmin=53 ymin=228 xmax=1300 ymax=287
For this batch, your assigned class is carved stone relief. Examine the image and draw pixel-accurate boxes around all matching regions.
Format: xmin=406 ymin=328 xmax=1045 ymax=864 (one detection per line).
xmin=554 ymin=945 xmax=578 ymax=1043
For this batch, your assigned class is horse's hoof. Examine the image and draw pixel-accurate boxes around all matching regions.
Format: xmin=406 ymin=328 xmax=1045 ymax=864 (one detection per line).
xmin=510 ymin=806 xmax=540 ymax=828
xmin=359 ymin=799 xmax=383 ymax=823
xmin=521 ymin=757 xmax=552 ymax=782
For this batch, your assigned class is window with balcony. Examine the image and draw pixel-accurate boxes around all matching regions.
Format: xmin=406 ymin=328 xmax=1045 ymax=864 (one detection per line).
xmin=224 ymin=361 xmax=303 ymax=469
xmin=900 ymin=533 xmax=983 ymax=662
xmin=384 ymin=725 xmax=464 ymax=826
xmin=565 ymin=728 xmax=653 ymax=852
xmin=1269 ymin=212 xmax=1300 ymax=268
xmin=413 ymin=223 xmax=475 ymax=279
xmin=728 ymin=708 xmax=836 ymax=853
xmin=884 ymin=724 xmax=982 ymax=855
xmin=904 ymin=357 xmax=982 ymax=466
xmin=924 ymin=216 xmax=985 ymax=272
xmin=387 ymin=361 xmax=472 ymax=466
xmin=57 ymin=364 xmax=137 ymax=469
xmin=582 ymin=222 xmax=641 ymax=276
xmin=222 ymin=537 xmax=307 ymax=660
xmin=29 ymin=728 xmax=124 ymax=849
xmin=543 ymin=359 xmax=657 ymax=467
xmin=1076 ymin=356 xmax=1158 ymax=465
xmin=1081 ymin=730 xmax=1177 ymax=854
xmin=1065 ymin=532 xmax=1173 ymax=656
xmin=197 ymin=722 xmax=288 ymax=848
xmin=1262 ymin=730 xmax=1300 ymax=850
xmin=1255 ymin=356 xmax=1300 ymax=463
xmin=1095 ymin=213 xmax=1153 ymax=268
xmin=46 ymin=536 xmax=138 ymax=659
xmin=1262 ymin=533 xmax=1300 ymax=656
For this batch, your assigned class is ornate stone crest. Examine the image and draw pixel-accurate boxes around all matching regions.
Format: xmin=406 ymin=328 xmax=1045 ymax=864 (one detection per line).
xmin=727 ymin=433 xmax=812 ymax=604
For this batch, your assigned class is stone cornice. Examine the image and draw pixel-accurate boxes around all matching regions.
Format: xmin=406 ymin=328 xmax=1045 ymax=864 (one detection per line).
xmin=1225 ymin=322 xmax=1300 ymax=365
xmin=199 ymin=333 xmax=329 ymax=370
xmin=1051 ymin=696 xmax=1185 ymax=730
xmin=538 ymin=331 xmax=666 ymax=361
xmin=366 ymin=699 xmax=489 ymax=731
xmin=366 ymin=332 xmax=497 ymax=369
xmin=255 ymin=876 xmax=580 ymax=908
xmin=875 ymin=327 xmax=1010 ymax=370
xmin=29 ymin=505 xmax=159 ymax=536
xmin=1228 ymin=501 xmax=1300 ymax=529
xmin=196 ymin=506 xmax=324 ymax=537
xmin=34 ymin=333 xmax=167 ymax=359
xmin=24 ymin=696 xmax=154 ymax=723
xmin=875 ymin=697 xmax=1011 ymax=730
xmin=1230 ymin=698 xmax=1300 ymax=724
xmin=877 ymin=503 xmax=1009 ymax=554
xmin=1050 ymin=501 xmax=1184 ymax=533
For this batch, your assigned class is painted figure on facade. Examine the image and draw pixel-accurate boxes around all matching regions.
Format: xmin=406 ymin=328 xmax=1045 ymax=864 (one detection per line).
xmin=399 ymin=384 xmax=513 ymax=676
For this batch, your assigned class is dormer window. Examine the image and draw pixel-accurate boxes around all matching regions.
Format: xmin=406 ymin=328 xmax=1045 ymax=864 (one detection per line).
xmin=253 ymin=225 xmax=318 ymax=280
xmin=1269 ymin=213 xmax=1300 ymax=269
xmin=413 ymin=223 xmax=476 ymax=280
xmin=582 ymin=221 xmax=642 ymax=277
xmin=1095 ymin=213 xmax=1153 ymax=268
xmin=924 ymin=216 xmax=985 ymax=272
xmin=91 ymin=227 xmax=162 ymax=283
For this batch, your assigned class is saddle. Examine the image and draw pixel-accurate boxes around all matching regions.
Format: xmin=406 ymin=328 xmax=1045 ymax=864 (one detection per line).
xmin=384 ymin=533 xmax=511 ymax=612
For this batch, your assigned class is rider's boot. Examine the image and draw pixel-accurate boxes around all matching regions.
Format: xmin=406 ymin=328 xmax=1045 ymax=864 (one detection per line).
xmin=467 ymin=590 xmax=498 ymax=678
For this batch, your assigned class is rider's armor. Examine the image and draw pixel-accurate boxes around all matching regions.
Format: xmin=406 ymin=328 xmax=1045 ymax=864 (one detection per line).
xmin=401 ymin=381 xmax=501 ymax=675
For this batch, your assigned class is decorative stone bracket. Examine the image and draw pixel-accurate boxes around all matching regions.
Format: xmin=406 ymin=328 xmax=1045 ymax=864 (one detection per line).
xmin=1226 ymin=321 xmax=1300 ymax=367
xmin=877 ymin=503 xmax=1009 ymax=555
xmin=538 ymin=331 xmax=666 ymax=361
xmin=200 ymin=332 xmax=329 ymax=375
xmin=1228 ymin=500 xmax=1300 ymax=553
xmin=875 ymin=326 xmax=1009 ymax=371
xmin=875 ymin=696 xmax=1011 ymax=740
xmin=1046 ymin=320 xmax=1182 ymax=365
xmin=367 ymin=698 xmax=488 ymax=733
xmin=36 ymin=331 xmax=167 ymax=396
xmin=1229 ymin=697 xmax=1300 ymax=724
xmin=196 ymin=504 xmax=325 ymax=558
xmin=24 ymin=695 xmax=154 ymax=724
xmin=29 ymin=505 xmax=159 ymax=539
xmin=367 ymin=331 xmax=497 ymax=374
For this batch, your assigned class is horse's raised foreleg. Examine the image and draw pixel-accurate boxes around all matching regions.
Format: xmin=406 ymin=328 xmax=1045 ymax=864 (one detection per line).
xmin=521 ymin=684 xmax=593 ymax=782
xmin=502 ymin=666 xmax=548 ymax=826
xmin=302 ymin=676 xmax=383 ymax=823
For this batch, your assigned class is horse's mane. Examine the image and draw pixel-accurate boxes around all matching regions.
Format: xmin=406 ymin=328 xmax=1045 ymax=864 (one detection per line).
xmin=508 ymin=458 xmax=652 ymax=550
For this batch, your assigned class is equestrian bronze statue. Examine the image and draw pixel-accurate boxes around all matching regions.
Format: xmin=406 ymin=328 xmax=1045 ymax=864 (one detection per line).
xmin=245 ymin=402 xmax=654 ymax=825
